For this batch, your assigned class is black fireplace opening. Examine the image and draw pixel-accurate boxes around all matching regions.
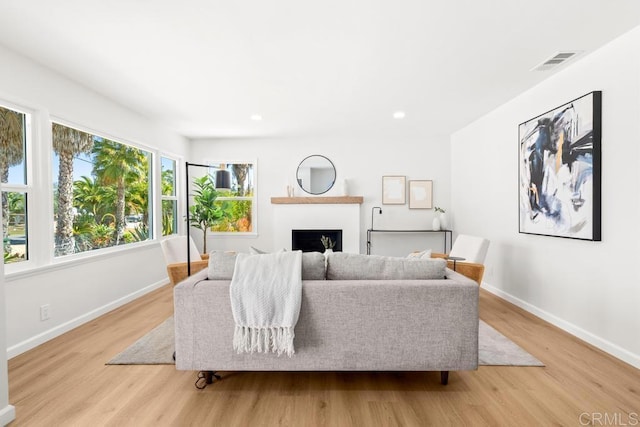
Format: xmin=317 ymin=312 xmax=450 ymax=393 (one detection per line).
xmin=292 ymin=229 xmax=343 ymax=253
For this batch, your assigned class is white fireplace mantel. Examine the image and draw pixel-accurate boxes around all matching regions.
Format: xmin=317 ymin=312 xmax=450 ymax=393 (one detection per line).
xmin=271 ymin=196 xmax=363 ymax=253
xmin=270 ymin=196 xmax=363 ymax=205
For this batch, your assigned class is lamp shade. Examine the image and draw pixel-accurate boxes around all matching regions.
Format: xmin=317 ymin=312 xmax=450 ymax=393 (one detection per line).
xmin=215 ymin=169 xmax=231 ymax=189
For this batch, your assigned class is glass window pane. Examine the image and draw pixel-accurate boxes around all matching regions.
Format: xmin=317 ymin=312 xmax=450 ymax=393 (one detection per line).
xmin=52 ymin=123 xmax=152 ymax=256
xmin=212 ymin=199 xmax=253 ymax=232
xmin=3 ymin=191 xmax=27 ymax=264
xmin=194 ymin=162 xmax=255 ymax=234
xmin=161 ymin=157 xmax=176 ymax=196
xmin=162 ymin=199 xmax=177 ymax=236
xmin=232 ymin=163 xmax=254 ymax=197
xmin=1 ymin=105 xmax=27 ymax=186
xmin=210 ymin=163 xmax=254 ymax=196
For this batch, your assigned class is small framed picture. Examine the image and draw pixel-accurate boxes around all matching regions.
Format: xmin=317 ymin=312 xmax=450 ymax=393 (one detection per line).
xmin=382 ymin=176 xmax=406 ymax=204
xmin=409 ymin=180 xmax=433 ymax=209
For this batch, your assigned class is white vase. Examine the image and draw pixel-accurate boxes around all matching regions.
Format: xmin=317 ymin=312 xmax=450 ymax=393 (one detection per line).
xmin=439 ymin=213 xmax=448 ymax=230
xmin=341 ymin=179 xmax=349 ymax=196
xmin=432 ymin=216 xmax=441 ymax=231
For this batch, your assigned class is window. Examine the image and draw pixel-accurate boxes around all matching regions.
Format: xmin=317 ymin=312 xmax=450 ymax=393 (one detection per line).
xmin=209 ymin=162 xmax=256 ymax=234
xmin=1 ymin=105 xmax=29 ymax=264
xmin=161 ymin=156 xmax=178 ymax=236
xmin=52 ymin=123 xmax=153 ymax=256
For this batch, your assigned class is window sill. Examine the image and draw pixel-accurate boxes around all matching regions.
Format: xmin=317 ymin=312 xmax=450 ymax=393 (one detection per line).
xmin=207 ymin=232 xmax=258 ymax=238
xmin=4 ymin=240 xmax=160 ymax=282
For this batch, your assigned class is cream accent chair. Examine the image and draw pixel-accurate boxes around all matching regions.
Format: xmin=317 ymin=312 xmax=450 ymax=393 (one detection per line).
xmin=432 ymin=234 xmax=490 ymax=285
xmin=161 ymin=236 xmax=209 ymax=285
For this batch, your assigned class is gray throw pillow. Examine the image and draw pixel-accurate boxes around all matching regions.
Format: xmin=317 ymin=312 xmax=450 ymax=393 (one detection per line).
xmin=302 ymin=252 xmax=326 ymax=280
xmin=207 ymin=251 xmax=238 ymax=280
xmin=208 ymin=250 xmax=325 ymax=280
xmin=326 ymin=252 xmax=446 ymax=280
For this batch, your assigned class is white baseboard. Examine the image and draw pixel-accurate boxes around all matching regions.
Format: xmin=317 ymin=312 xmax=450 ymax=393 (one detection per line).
xmin=0 ymin=404 xmax=15 ymax=426
xmin=7 ymin=279 xmax=168 ymax=359
xmin=482 ymin=282 xmax=640 ymax=370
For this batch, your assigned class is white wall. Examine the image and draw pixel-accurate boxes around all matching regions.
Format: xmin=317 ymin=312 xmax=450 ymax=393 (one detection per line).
xmin=189 ymin=135 xmax=451 ymax=256
xmin=0 ymin=45 xmax=189 ymax=357
xmin=451 ymin=26 xmax=640 ymax=368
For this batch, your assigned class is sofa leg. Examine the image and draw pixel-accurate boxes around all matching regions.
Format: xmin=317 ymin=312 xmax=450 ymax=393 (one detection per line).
xmin=205 ymin=371 xmax=221 ymax=383
xmin=195 ymin=371 xmax=221 ymax=389
xmin=440 ymin=371 xmax=449 ymax=385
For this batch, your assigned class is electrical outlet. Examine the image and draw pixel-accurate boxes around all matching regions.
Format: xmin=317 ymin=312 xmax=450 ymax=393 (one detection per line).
xmin=40 ymin=304 xmax=50 ymax=321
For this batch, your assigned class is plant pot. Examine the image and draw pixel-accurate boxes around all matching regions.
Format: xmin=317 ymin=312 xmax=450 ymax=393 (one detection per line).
xmin=432 ymin=217 xmax=441 ymax=231
xmin=439 ymin=213 xmax=448 ymax=230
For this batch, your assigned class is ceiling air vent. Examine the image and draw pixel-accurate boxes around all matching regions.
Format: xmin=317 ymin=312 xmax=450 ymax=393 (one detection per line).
xmin=531 ymin=51 xmax=582 ymax=71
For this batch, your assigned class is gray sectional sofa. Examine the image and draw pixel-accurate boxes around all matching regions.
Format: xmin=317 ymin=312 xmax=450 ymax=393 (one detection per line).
xmin=173 ymin=252 xmax=479 ymax=385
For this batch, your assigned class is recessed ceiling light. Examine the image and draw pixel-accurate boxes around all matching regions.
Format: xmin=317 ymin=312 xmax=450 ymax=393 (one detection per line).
xmin=393 ymin=111 xmax=406 ymax=119
xmin=250 ymin=114 xmax=263 ymax=121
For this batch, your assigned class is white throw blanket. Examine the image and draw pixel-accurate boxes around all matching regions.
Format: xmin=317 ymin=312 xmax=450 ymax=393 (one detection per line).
xmin=230 ymin=251 xmax=302 ymax=357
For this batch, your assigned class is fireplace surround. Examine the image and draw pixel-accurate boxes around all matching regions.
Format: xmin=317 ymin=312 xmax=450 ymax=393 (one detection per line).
xmin=271 ymin=196 xmax=362 ymax=254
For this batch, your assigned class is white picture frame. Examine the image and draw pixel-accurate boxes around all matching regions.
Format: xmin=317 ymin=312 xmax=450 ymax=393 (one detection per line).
xmin=409 ymin=180 xmax=433 ymax=209
xmin=382 ymin=176 xmax=406 ymax=205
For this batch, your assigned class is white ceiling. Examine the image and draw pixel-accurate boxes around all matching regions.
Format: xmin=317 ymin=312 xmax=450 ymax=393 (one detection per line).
xmin=0 ymin=1 xmax=639 ymax=140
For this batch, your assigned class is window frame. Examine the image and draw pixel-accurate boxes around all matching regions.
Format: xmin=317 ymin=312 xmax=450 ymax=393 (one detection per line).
xmin=1 ymin=101 xmax=34 ymax=272
xmin=1 ymin=104 xmax=184 ymax=279
xmin=50 ymin=119 xmax=156 ymax=260
xmin=159 ymin=155 xmax=180 ymax=238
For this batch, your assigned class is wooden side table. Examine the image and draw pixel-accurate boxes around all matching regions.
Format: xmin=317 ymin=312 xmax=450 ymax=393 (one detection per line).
xmin=446 ymin=256 xmax=466 ymax=271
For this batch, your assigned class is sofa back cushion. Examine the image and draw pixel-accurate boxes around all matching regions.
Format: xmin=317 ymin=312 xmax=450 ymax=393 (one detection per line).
xmin=207 ymin=251 xmax=238 ymax=280
xmin=207 ymin=250 xmax=326 ymax=280
xmin=326 ymin=252 xmax=446 ymax=280
xmin=301 ymin=251 xmax=326 ymax=280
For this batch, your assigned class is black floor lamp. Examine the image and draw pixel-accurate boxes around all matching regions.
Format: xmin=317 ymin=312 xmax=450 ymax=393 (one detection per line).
xmin=185 ymin=162 xmax=230 ymax=276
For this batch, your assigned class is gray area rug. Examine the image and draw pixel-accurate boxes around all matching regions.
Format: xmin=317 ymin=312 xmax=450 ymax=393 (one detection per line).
xmin=108 ymin=317 xmax=176 ymax=365
xmin=108 ymin=317 xmax=544 ymax=367
xmin=478 ymin=320 xmax=544 ymax=366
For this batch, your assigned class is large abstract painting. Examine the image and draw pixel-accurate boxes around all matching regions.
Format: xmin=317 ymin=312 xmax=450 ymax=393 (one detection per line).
xmin=519 ymin=91 xmax=601 ymax=241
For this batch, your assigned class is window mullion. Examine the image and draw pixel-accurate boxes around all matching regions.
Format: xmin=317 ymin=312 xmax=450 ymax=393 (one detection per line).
xmin=32 ymin=111 xmax=55 ymax=266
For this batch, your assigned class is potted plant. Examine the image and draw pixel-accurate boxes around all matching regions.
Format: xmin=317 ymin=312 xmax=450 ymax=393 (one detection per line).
xmin=434 ymin=206 xmax=448 ymax=230
xmin=320 ymin=235 xmax=336 ymax=253
xmin=189 ymin=175 xmax=224 ymax=253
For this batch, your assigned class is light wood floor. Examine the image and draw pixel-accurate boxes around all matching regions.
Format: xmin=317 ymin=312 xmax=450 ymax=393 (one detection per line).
xmin=8 ymin=284 xmax=640 ymax=426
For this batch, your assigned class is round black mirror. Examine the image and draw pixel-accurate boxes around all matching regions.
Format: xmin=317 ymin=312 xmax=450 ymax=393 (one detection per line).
xmin=296 ymin=155 xmax=336 ymax=195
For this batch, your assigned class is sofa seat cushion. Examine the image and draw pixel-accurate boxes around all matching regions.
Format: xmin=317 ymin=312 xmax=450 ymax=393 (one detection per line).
xmin=326 ymin=252 xmax=446 ymax=280
xmin=208 ymin=250 xmax=326 ymax=280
